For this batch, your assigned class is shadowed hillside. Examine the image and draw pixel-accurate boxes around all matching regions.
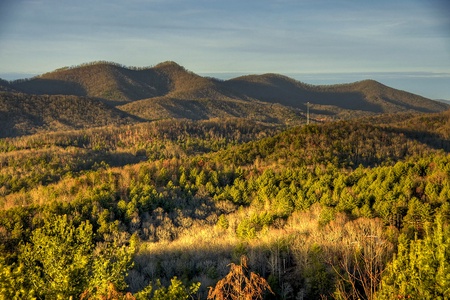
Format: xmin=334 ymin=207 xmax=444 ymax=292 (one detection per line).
xmin=0 ymin=79 xmax=17 ymax=92
xmin=120 ymin=96 xmax=303 ymax=124
xmin=0 ymin=92 xmax=139 ymax=137
xmin=225 ymin=75 xmax=448 ymax=116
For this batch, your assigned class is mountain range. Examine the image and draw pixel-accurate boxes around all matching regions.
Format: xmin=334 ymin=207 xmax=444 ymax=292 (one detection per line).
xmin=1 ymin=61 xmax=448 ymax=137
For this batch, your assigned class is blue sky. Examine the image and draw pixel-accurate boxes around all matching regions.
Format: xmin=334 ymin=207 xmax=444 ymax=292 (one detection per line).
xmin=1 ymin=0 xmax=449 ymax=99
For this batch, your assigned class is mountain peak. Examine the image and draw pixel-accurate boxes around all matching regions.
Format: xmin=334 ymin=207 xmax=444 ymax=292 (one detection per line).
xmin=155 ymin=61 xmax=182 ymax=68
xmin=153 ymin=61 xmax=187 ymax=73
xmin=353 ymin=79 xmax=386 ymax=88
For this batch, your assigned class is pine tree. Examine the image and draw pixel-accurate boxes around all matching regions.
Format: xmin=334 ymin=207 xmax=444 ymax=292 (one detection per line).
xmin=19 ymin=215 xmax=93 ymax=299
xmin=377 ymin=216 xmax=450 ymax=299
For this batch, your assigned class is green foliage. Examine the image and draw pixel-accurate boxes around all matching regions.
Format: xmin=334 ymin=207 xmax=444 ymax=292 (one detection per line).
xmin=236 ymin=212 xmax=273 ymax=239
xmin=318 ymin=206 xmax=335 ymax=227
xmin=302 ymin=244 xmax=333 ymax=299
xmin=134 ymin=277 xmax=200 ymax=300
xmin=0 ymin=214 xmax=135 ymax=299
xmin=152 ymin=277 xmax=200 ymax=300
xmin=217 ymin=214 xmax=229 ymax=230
xmin=87 ymin=239 xmax=135 ymax=297
xmin=0 ymin=258 xmax=36 ymax=299
xmin=19 ymin=215 xmax=93 ymax=299
xmin=377 ymin=217 xmax=450 ymax=299
xmin=2 ymin=113 xmax=450 ymax=298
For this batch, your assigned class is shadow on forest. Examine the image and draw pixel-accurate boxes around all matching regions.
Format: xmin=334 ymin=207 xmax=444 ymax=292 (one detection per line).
xmin=225 ymin=76 xmax=384 ymax=113
xmin=103 ymin=152 xmax=148 ymax=167
xmin=130 ymin=238 xmax=296 ymax=298
xmin=13 ymin=78 xmax=87 ymax=97
xmin=387 ymin=127 xmax=450 ymax=153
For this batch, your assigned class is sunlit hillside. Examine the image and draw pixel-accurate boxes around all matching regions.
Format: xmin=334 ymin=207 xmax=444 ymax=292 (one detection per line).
xmin=1 ymin=111 xmax=450 ymax=299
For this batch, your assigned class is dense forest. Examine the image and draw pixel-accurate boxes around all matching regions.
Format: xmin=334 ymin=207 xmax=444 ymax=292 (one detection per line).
xmin=1 ymin=111 xmax=450 ymax=299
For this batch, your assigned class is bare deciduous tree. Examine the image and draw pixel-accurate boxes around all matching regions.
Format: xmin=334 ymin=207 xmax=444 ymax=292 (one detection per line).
xmin=331 ymin=218 xmax=394 ymax=300
xmin=208 ymin=256 xmax=274 ymax=300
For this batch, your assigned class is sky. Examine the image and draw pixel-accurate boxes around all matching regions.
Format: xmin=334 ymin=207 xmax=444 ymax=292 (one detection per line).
xmin=0 ymin=0 xmax=449 ymax=99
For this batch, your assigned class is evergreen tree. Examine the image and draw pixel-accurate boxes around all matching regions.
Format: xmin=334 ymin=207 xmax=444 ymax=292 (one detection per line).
xmin=20 ymin=215 xmax=93 ymax=299
xmin=377 ymin=216 xmax=450 ymax=299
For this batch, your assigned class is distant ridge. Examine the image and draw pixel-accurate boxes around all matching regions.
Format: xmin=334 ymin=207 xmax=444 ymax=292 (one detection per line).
xmin=225 ymin=75 xmax=447 ymax=114
xmin=0 ymin=61 xmax=448 ymax=137
xmin=437 ymin=99 xmax=450 ymax=105
xmin=0 ymin=79 xmax=16 ymax=92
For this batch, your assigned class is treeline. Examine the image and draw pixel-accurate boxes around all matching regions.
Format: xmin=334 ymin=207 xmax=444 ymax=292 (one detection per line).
xmin=10 ymin=61 xmax=156 ymax=83
xmin=0 ymin=119 xmax=280 ymax=204
xmin=1 ymin=113 xmax=450 ymax=299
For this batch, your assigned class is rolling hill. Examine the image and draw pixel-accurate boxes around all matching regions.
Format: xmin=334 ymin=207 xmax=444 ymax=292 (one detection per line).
xmin=11 ymin=62 xmax=171 ymax=103
xmin=225 ymin=74 xmax=447 ymax=114
xmin=1 ymin=61 xmax=448 ymax=137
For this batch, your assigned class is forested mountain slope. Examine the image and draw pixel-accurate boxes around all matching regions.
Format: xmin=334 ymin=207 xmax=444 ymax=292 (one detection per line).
xmin=1 ymin=112 xmax=450 ymax=299
xmin=0 ymin=79 xmax=16 ymax=92
xmin=1 ymin=61 xmax=446 ymax=138
xmin=226 ymin=74 xmax=448 ymax=115
xmin=9 ymin=61 xmax=447 ymax=116
xmin=11 ymin=62 xmax=169 ymax=102
xmin=0 ymin=92 xmax=140 ymax=137
xmin=117 ymin=95 xmax=301 ymax=124
xmin=9 ymin=61 xmax=233 ymax=103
